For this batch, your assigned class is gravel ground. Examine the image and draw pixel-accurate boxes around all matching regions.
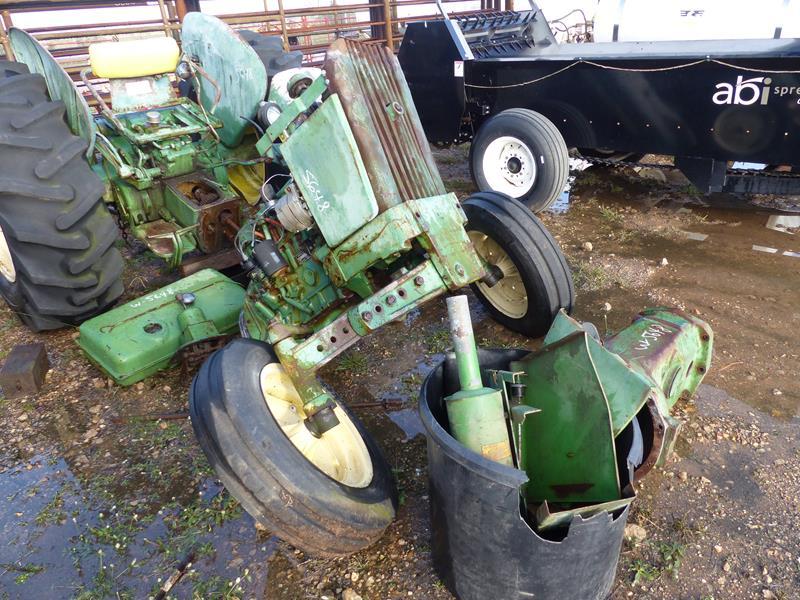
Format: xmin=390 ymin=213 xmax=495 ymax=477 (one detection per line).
xmin=0 ymin=150 xmax=797 ymax=599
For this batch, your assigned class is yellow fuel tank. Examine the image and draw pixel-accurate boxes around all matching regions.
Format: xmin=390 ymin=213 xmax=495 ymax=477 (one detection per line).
xmin=89 ymin=36 xmax=180 ymax=79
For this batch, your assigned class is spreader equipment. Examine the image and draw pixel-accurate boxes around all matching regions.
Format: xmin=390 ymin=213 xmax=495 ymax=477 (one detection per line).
xmin=399 ymin=1 xmax=800 ymax=209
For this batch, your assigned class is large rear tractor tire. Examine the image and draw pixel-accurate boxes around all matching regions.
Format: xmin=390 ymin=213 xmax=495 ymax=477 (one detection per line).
xmin=189 ymin=339 xmax=396 ymax=557
xmin=463 ymin=191 xmax=574 ymax=337
xmin=0 ymin=61 xmax=123 ymax=331
xmin=470 ymin=108 xmax=569 ymax=213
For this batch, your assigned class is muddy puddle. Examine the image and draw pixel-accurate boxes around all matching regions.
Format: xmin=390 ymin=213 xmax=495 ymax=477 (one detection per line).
xmin=0 ymin=152 xmax=798 ymax=598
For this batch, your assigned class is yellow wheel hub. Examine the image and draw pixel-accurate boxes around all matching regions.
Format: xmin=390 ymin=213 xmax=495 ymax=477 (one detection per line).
xmin=469 ymin=231 xmax=527 ymax=319
xmin=0 ymin=224 xmax=16 ymax=283
xmin=260 ymin=363 xmax=373 ymax=488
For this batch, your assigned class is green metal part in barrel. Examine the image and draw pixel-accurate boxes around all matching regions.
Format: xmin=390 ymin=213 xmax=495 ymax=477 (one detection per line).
xmin=479 ymin=307 xmax=713 ymax=532
xmin=0 ymin=15 xmax=274 ymax=330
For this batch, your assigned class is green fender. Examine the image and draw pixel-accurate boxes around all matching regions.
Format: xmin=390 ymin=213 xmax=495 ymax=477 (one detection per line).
xmin=8 ymin=27 xmax=96 ymax=157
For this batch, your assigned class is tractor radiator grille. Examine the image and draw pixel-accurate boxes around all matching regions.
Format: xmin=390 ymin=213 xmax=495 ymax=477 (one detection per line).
xmin=325 ymin=38 xmax=446 ymax=210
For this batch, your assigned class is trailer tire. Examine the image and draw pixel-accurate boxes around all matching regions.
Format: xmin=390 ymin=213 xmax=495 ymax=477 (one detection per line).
xmin=470 ymin=109 xmax=569 ymax=213
xmin=189 ymin=339 xmax=396 ymax=557
xmin=0 ymin=62 xmax=123 ymax=332
xmin=463 ymin=191 xmax=574 ymax=337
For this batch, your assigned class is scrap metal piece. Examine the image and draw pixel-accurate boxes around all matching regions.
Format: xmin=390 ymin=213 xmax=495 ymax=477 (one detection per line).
xmin=78 ymin=269 xmax=245 ymax=386
xmin=513 ymin=331 xmax=622 ymax=504
xmin=180 ymin=13 xmax=267 ymax=148
xmin=534 ymin=493 xmax=636 ymax=532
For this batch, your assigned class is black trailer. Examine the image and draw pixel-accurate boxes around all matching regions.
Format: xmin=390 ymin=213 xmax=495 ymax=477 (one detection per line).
xmin=398 ymin=2 xmax=800 ymax=211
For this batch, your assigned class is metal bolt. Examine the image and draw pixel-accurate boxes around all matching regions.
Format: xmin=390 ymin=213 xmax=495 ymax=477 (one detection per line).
xmin=386 ymin=295 xmax=396 ymax=306
xmin=413 ymin=276 xmax=424 ymax=287
xmin=455 ymin=264 xmax=465 ymax=276
xmin=361 ymin=311 xmax=373 ymax=322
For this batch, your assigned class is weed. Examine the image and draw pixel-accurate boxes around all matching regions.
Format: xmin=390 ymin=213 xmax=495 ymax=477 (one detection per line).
xmin=630 ymin=559 xmax=660 ymax=586
xmin=613 ymin=228 xmax=637 ymax=244
xmin=0 ymin=563 xmax=44 ymax=585
xmin=401 ymin=372 xmax=422 ymax=395
xmin=425 ymin=328 xmax=451 ymax=354
xmin=671 ymin=517 xmax=702 ymax=541
xmin=682 ymin=184 xmax=701 ymax=198
xmin=74 ymin=553 xmax=132 ymax=599
xmin=657 ymin=541 xmax=686 ymax=578
xmin=570 ymin=260 xmax=611 ymax=292
xmin=477 ymin=335 xmax=516 ymax=349
xmin=35 ymin=488 xmax=66 ymax=527
xmin=598 ymin=205 xmax=624 ymax=224
xmin=335 ymin=351 xmax=368 ymax=375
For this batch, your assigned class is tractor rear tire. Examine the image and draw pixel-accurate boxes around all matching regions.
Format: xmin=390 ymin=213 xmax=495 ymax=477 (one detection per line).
xmin=189 ymin=339 xmax=396 ymax=557
xmin=0 ymin=61 xmax=123 ymax=331
xmin=470 ymin=109 xmax=569 ymax=213
xmin=463 ymin=191 xmax=574 ymax=337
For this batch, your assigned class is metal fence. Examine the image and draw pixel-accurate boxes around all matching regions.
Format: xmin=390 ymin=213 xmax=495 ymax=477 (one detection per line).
xmin=0 ymin=0 xmax=505 ymax=69
xmin=1 ymin=0 xmax=505 ymax=108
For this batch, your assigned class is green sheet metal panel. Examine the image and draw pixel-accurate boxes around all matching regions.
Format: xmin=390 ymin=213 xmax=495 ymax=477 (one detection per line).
xmin=514 ymin=331 xmax=621 ymax=504
xmin=180 ymin=13 xmax=267 ymax=148
xmin=77 ymin=269 xmax=244 ymax=386
xmin=541 ymin=310 xmax=657 ymax=436
xmin=9 ymin=28 xmax=96 ymax=156
xmin=280 ymin=94 xmax=379 ymax=247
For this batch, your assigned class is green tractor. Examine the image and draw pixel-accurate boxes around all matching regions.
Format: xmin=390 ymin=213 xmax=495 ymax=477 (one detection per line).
xmin=0 ymin=15 xmax=574 ymax=555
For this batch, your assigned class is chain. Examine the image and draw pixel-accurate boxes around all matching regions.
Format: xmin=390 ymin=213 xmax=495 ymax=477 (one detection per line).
xmin=109 ymin=205 xmax=132 ymax=247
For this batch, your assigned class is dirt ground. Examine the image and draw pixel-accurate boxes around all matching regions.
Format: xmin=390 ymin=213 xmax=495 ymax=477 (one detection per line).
xmin=0 ymin=149 xmax=798 ymax=599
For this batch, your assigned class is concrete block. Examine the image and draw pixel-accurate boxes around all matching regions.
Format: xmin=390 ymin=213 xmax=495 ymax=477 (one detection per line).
xmin=0 ymin=343 xmax=49 ymax=398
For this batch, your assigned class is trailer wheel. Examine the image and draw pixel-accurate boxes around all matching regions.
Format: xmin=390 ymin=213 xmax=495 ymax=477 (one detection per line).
xmin=463 ymin=191 xmax=574 ymax=337
xmin=0 ymin=62 xmax=123 ymax=331
xmin=189 ymin=339 xmax=396 ymax=557
xmin=470 ymin=109 xmax=569 ymax=213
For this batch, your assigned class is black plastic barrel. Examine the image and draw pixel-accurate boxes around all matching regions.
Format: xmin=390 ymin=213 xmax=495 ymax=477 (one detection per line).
xmin=419 ymin=349 xmax=629 ymax=600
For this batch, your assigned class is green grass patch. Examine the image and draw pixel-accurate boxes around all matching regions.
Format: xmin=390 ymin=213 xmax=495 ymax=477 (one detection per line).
xmin=335 ymin=351 xmax=368 ymax=375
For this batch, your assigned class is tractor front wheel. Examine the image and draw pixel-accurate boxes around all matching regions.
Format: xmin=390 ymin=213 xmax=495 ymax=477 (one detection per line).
xmin=189 ymin=339 xmax=396 ymax=557
xmin=0 ymin=61 xmax=123 ymax=331
xmin=463 ymin=191 xmax=575 ymax=337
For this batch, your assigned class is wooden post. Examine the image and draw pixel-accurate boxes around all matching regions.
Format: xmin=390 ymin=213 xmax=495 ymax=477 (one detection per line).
xmin=0 ymin=11 xmax=13 ymax=60
xmin=383 ymin=0 xmax=394 ymax=50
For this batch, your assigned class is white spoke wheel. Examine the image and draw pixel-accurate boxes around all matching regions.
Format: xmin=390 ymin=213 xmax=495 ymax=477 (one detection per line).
xmin=463 ymin=191 xmax=575 ymax=338
xmin=471 ymin=108 xmax=569 ymax=213
xmin=469 ymin=231 xmax=528 ymax=319
xmin=481 ymin=136 xmax=537 ymax=199
xmin=261 ymin=362 xmax=373 ymax=488
xmin=189 ymin=339 xmax=396 ymax=557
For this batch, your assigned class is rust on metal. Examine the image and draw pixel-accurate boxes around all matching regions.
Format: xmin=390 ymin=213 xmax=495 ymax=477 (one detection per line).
xmin=324 ymin=38 xmax=446 ymax=210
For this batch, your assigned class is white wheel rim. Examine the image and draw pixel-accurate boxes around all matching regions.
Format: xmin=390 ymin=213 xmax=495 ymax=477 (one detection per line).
xmin=469 ymin=231 xmax=528 ymax=319
xmin=261 ymin=363 xmax=373 ymax=488
xmin=481 ymin=136 xmax=537 ymax=198
xmin=0 ymin=224 xmax=16 ymax=283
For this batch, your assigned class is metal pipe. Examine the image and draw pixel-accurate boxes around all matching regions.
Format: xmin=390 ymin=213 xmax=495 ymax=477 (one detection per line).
xmin=446 ymin=295 xmax=483 ymax=391
xmin=382 ymin=0 xmax=394 ymax=49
